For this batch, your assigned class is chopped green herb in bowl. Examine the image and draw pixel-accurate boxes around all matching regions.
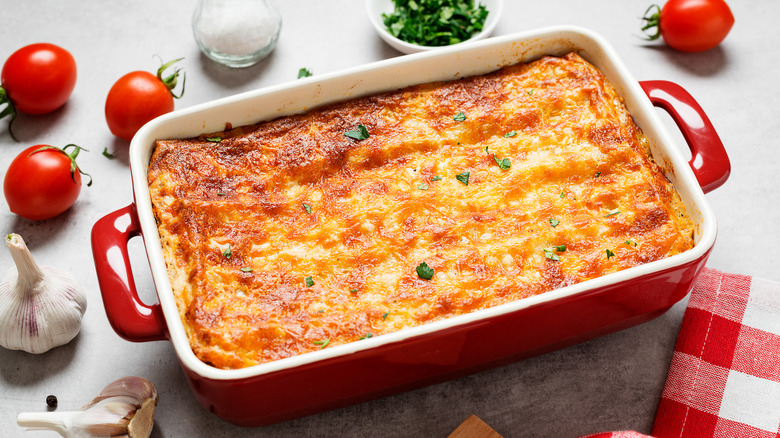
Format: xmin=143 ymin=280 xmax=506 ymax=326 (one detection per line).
xmin=367 ymin=0 xmax=503 ymax=54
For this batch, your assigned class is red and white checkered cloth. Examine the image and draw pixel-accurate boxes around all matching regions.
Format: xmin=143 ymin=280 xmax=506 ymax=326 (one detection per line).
xmin=582 ymin=268 xmax=780 ymax=438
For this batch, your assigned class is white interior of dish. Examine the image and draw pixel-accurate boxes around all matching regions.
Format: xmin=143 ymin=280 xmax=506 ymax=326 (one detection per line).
xmin=130 ymin=25 xmax=716 ymax=381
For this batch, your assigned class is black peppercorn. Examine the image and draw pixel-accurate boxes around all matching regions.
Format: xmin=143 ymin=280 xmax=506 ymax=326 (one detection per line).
xmin=45 ymin=395 xmax=57 ymax=409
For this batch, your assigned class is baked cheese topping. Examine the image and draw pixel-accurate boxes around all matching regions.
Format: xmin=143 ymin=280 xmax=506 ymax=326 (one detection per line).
xmin=148 ymin=53 xmax=694 ymax=369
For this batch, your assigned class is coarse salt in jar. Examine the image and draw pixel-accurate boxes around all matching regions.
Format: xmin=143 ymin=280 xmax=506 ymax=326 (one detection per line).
xmin=192 ymin=0 xmax=282 ymax=68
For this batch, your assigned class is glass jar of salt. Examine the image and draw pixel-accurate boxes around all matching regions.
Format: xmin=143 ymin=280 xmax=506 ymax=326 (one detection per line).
xmin=192 ymin=0 xmax=282 ymax=68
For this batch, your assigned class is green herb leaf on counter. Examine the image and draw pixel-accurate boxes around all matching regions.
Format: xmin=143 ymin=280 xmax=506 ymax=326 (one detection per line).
xmin=456 ymin=172 xmax=470 ymax=185
xmin=297 ymin=67 xmax=312 ymax=78
xmin=416 ymin=261 xmax=434 ymax=280
xmin=382 ymin=0 xmax=489 ymax=47
xmin=102 ymin=148 xmax=115 ymax=159
xmin=344 ymin=124 xmax=370 ymax=140
xmin=453 ymin=112 xmax=467 ymax=122
xmin=313 ymin=338 xmax=330 ymax=349
xmin=302 ymin=203 xmax=312 ymax=214
xmin=305 ymin=276 xmax=315 ymax=287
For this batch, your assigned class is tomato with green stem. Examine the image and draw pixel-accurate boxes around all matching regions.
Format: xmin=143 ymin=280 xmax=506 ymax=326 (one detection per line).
xmin=104 ymin=58 xmax=185 ymax=141
xmin=4 ymin=144 xmax=92 ymax=221
xmin=0 ymin=43 xmax=77 ymax=140
xmin=642 ymin=0 xmax=734 ymax=53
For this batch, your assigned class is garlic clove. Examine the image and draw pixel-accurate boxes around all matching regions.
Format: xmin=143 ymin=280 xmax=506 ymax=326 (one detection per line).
xmin=0 ymin=234 xmax=87 ymax=354
xmin=17 ymin=376 xmax=159 ymax=438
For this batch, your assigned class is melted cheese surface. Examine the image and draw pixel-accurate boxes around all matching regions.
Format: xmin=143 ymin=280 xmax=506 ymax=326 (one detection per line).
xmin=148 ymin=53 xmax=694 ymax=369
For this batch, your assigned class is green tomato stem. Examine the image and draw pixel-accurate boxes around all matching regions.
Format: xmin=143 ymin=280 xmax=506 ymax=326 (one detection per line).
xmin=31 ymin=144 xmax=93 ymax=187
xmin=156 ymin=57 xmax=186 ymax=99
xmin=0 ymin=87 xmax=19 ymax=142
xmin=641 ymin=4 xmax=662 ymax=41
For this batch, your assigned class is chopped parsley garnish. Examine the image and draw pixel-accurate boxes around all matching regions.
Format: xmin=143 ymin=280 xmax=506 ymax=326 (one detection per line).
xmin=359 ymin=333 xmax=374 ymax=340
xmin=313 ymin=338 xmax=330 ymax=349
xmin=416 ymin=262 xmax=434 ymax=280
xmin=527 ymin=89 xmax=535 ymax=95
xmin=456 ymin=171 xmax=470 ymax=185
xmin=493 ymin=155 xmax=511 ymax=170
xmin=604 ymin=209 xmax=621 ymax=217
xmin=305 ymin=276 xmax=315 ymax=287
xmin=240 ymin=267 xmax=252 ymax=272
xmin=606 ymin=249 xmax=615 ymax=260
xmin=453 ymin=112 xmax=467 ymax=121
xmin=382 ymin=311 xmax=390 ymax=320
xmin=544 ymin=245 xmax=566 ymax=261
xmin=349 ymin=288 xmax=358 ymax=294
xmin=560 ymin=192 xmax=566 ymax=198
xmin=625 ymin=239 xmax=638 ymax=247
xmin=504 ymin=130 xmax=518 ymax=138
xmin=102 ymin=147 xmax=115 ymax=159
xmin=432 ymin=175 xmax=442 ymax=181
xmin=595 ymin=171 xmax=602 ymax=178
xmin=302 ymin=203 xmax=312 ymax=214
xmin=297 ymin=67 xmax=312 ymax=78
xmin=418 ymin=183 xmax=429 ymax=190
xmin=382 ymin=0 xmax=489 ymax=47
xmin=206 ymin=137 xmax=222 ymax=142
xmin=549 ymin=218 xmax=560 ymax=227
xmin=222 ymin=245 xmax=232 ymax=258
xmin=344 ymin=124 xmax=370 ymax=140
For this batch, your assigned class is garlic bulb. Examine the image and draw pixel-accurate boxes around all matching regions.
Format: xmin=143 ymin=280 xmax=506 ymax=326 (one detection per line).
xmin=0 ymin=233 xmax=87 ymax=354
xmin=17 ymin=376 xmax=159 ymax=438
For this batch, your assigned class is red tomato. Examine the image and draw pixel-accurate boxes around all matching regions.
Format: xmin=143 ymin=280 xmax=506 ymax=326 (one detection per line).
xmin=104 ymin=58 xmax=185 ymax=141
xmin=1 ymin=43 xmax=77 ymax=114
xmin=4 ymin=144 xmax=91 ymax=221
xmin=643 ymin=0 xmax=734 ymax=52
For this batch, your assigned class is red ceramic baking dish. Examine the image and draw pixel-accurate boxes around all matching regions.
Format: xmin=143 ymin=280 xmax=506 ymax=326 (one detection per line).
xmin=91 ymin=26 xmax=729 ymax=427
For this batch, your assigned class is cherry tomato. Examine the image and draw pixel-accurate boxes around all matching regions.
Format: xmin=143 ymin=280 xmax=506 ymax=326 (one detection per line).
xmin=105 ymin=58 xmax=185 ymax=141
xmin=642 ymin=0 xmax=734 ymax=52
xmin=4 ymin=144 xmax=92 ymax=221
xmin=1 ymin=43 xmax=77 ymax=115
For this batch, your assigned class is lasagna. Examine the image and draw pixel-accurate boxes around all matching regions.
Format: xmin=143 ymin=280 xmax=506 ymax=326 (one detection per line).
xmin=147 ymin=53 xmax=695 ymax=369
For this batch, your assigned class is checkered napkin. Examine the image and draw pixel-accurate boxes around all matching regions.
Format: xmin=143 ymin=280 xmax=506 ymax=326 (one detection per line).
xmin=581 ymin=268 xmax=780 ymax=438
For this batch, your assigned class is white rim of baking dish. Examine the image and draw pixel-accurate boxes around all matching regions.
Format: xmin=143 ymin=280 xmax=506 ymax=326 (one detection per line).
xmin=130 ymin=25 xmax=717 ymax=381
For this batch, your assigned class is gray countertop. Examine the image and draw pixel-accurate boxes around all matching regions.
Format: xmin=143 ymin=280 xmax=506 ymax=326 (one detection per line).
xmin=0 ymin=1 xmax=776 ymax=437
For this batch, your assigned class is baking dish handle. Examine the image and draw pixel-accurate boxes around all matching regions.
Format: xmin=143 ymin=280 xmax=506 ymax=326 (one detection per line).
xmin=91 ymin=204 xmax=167 ymax=342
xmin=640 ymin=80 xmax=730 ymax=193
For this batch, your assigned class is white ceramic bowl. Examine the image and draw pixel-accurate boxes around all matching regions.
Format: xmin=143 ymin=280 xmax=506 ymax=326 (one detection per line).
xmin=366 ymin=0 xmax=503 ymax=54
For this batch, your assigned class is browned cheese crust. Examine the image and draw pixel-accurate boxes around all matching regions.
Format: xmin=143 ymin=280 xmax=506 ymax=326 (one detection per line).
xmin=147 ymin=53 xmax=695 ymax=369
